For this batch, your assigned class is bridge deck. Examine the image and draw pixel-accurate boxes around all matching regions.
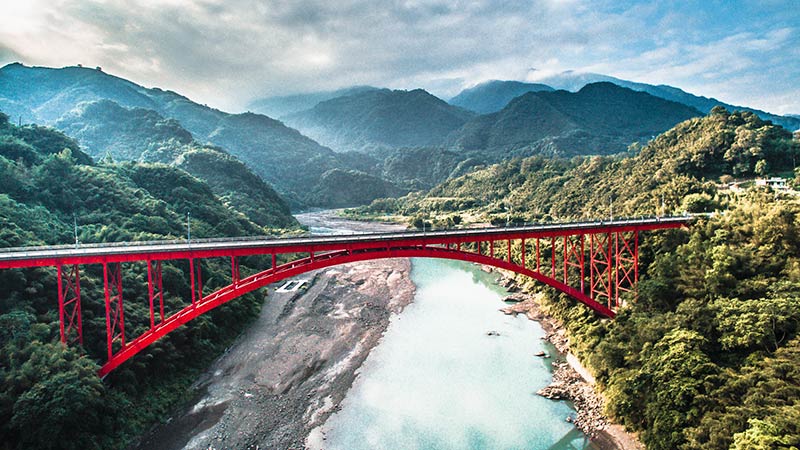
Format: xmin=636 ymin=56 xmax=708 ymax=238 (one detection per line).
xmin=0 ymin=216 xmax=692 ymax=268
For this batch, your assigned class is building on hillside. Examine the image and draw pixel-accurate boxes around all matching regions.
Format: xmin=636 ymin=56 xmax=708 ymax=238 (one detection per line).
xmin=755 ymin=177 xmax=788 ymax=190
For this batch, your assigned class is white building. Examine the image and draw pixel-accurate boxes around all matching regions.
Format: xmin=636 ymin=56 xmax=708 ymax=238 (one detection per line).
xmin=755 ymin=177 xmax=788 ymax=190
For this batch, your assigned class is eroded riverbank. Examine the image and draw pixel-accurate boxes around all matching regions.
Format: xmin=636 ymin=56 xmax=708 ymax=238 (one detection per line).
xmin=134 ymin=258 xmax=415 ymax=449
xmin=498 ymin=274 xmax=644 ymax=450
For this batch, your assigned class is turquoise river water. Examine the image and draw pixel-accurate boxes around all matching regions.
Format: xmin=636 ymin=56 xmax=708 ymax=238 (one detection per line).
xmin=316 ymin=257 xmax=597 ymax=450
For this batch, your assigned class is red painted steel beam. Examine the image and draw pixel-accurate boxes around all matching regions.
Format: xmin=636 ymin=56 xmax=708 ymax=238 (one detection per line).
xmin=0 ymin=218 xmax=691 ymax=269
xmin=98 ymin=245 xmax=617 ymax=376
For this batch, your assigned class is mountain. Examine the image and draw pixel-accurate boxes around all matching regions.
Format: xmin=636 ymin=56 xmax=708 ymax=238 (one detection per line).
xmin=283 ymin=88 xmax=475 ymax=153
xmin=247 ymin=86 xmax=379 ymax=118
xmin=448 ymin=80 xmax=554 ymax=114
xmin=387 ymin=107 xmax=797 ymax=221
xmin=530 ymin=70 xmax=800 ymax=131
xmin=52 ymin=99 xmax=297 ymax=228
xmin=0 ymin=63 xmax=376 ymax=206
xmin=305 ymin=169 xmax=406 ymax=207
xmin=448 ymin=82 xmax=702 ymax=157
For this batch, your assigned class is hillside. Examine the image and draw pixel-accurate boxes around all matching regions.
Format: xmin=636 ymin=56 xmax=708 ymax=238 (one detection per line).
xmin=448 ymin=82 xmax=702 ymax=157
xmin=247 ymin=86 xmax=379 ymax=118
xmin=0 ymin=63 xmax=375 ymax=205
xmin=531 ymin=70 xmax=800 ymax=131
xmin=0 ymin=112 xmax=286 ymax=448
xmin=283 ymin=88 xmax=475 ymax=153
xmin=448 ymin=80 xmax=554 ymax=114
xmin=358 ymin=108 xmax=800 ymax=450
xmin=53 ymin=100 xmax=297 ymax=228
xmin=376 ymin=107 xmax=795 ymax=222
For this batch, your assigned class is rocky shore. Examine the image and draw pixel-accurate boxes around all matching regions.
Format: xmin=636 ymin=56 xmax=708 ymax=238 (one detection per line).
xmin=497 ymin=273 xmax=644 ymax=450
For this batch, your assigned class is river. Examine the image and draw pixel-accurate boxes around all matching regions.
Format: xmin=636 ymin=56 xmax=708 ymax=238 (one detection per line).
xmin=300 ymin=212 xmax=596 ymax=450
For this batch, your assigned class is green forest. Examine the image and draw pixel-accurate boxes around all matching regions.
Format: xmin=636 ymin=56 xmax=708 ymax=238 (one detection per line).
xmin=358 ymin=108 xmax=800 ymax=449
xmin=0 ymin=111 xmax=291 ymax=449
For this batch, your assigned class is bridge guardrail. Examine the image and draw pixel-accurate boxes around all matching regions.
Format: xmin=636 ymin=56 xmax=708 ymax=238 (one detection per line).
xmin=0 ymin=215 xmax=693 ymax=260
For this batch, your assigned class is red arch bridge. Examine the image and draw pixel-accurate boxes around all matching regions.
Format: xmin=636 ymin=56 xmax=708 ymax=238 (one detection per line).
xmin=0 ymin=216 xmax=690 ymax=376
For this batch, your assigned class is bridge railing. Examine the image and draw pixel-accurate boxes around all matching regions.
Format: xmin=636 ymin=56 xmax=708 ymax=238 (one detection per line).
xmin=0 ymin=215 xmax=693 ymax=256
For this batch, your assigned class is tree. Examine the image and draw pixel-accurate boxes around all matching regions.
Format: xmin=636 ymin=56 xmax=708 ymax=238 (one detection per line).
xmin=755 ymin=159 xmax=769 ymax=177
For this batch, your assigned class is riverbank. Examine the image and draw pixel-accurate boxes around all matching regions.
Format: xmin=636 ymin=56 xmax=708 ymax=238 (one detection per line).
xmin=132 ymin=258 xmax=415 ymax=449
xmin=498 ymin=274 xmax=644 ymax=450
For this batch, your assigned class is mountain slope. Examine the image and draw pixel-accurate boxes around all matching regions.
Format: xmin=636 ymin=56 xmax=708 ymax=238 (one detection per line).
xmin=247 ymin=86 xmax=379 ymax=118
xmin=448 ymin=80 xmax=554 ymax=114
xmin=53 ymin=100 xmax=297 ymax=228
xmin=283 ymin=88 xmax=475 ymax=153
xmin=0 ymin=63 xmax=361 ymax=205
xmin=449 ymin=82 xmax=702 ymax=157
xmin=367 ymin=107 xmax=797 ymax=223
xmin=531 ymin=70 xmax=800 ymax=131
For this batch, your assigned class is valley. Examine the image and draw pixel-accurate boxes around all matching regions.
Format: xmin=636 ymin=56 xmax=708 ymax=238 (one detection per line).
xmin=1 ymin=48 xmax=799 ymax=450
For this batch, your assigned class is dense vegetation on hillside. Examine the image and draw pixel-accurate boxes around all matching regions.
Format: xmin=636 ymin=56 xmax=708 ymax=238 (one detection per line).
xmin=0 ymin=113 xmax=284 ymax=449
xmin=0 ymin=63 xmax=387 ymax=206
xmin=359 ymin=108 xmax=800 ymax=449
xmin=54 ymin=99 xmax=297 ymax=228
xmin=366 ymin=108 xmax=794 ymax=223
xmin=449 ymin=82 xmax=702 ymax=158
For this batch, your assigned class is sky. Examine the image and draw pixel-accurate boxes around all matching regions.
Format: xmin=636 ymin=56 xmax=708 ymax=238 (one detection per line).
xmin=1 ymin=0 xmax=798 ymax=115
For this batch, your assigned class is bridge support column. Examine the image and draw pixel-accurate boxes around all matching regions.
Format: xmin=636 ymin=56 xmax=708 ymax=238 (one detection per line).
xmin=103 ymin=263 xmax=125 ymax=361
xmin=189 ymin=259 xmax=203 ymax=305
xmin=231 ymin=256 xmax=240 ymax=286
xmin=57 ymin=264 xmax=82 ymax=345
xmin=614 ymin=231 xmax=639 ymax=308
xmin=147 ymin=260 xmax=164 ymax=329
xmin=589 ymin=233 xmax=613 ymax=309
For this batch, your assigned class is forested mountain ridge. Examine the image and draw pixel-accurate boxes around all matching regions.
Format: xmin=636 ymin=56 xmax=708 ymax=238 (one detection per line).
xmin=529 ymin=70 xmax=800 ymax=131
xmin=447 ymin=79 xmax=555 ymax=114
xmin=54 ymin=99 xmax=297 ymax=228
xmin=0 ymin=112 xmax=287 ymax=449
xmin=0 ymin=63 xmax=391 ymax=206
xmin=357 ymin=108 xmax=800 ymax=449
xmin=447 ymin=82 xmax=703 ymax=158
xmin=366 ymin=107 xmax=795 ymax=222
xmin=282 ymin=88 xmax=475 ymax=154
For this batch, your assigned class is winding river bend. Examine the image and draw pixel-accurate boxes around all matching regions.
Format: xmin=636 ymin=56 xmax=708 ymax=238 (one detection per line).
xmin=300 ymin=215 xmax=597 ymax=450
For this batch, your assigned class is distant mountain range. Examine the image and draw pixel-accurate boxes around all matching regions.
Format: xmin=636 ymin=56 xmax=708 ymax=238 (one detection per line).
xmin=3 ymin=62 xmax=796 ymax=211
xmin=448 ymin=80 xmax=554 ymax=114
xmin=0 ymin=63 xmax=397 ymax=207
xmin=523 ymin=71 xmax=800 ymax=131
xmin=448 ymin=82 xmax=702 ymax=157
xmin=247 ymin=86 xmax=379 ymax=118
xmin=282 ymin=88 xmax=475 ymax=153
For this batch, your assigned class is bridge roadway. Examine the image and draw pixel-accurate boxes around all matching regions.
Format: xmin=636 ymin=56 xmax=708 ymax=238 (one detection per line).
xmin=0 ymin=216 xmax=692 ymax=269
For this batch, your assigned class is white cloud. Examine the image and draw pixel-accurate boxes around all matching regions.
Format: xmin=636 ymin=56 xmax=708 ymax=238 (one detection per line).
xmin=0 ymin=0 xmax=798 ymax=114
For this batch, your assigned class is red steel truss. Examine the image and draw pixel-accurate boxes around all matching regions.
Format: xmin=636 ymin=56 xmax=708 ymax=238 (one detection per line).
xmin=0 ymin=217 xmax=689 ymax=376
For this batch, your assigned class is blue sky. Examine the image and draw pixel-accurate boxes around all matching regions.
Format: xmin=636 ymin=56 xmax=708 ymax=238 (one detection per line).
xmin=1 ymin=0 xmax=798 ymax=115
